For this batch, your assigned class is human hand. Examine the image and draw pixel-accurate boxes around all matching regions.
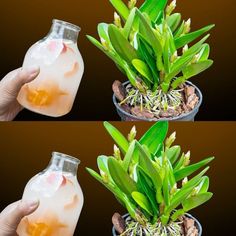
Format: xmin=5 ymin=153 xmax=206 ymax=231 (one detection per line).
xmin=0 ymin=67 xmax=40 ymax=121
xmin=0 ymin=199 xmax=39 ymax=236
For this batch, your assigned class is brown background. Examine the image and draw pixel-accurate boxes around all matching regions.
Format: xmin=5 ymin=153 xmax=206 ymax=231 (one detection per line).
xmin=0 ymin=122 xmax=235 ymax=235
xmin=0 ymin=0 xmax=235 ymax=120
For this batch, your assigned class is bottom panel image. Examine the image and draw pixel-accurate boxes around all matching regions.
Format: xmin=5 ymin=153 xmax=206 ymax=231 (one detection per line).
xmin=0 ymin=122 xmax=235 ymax=236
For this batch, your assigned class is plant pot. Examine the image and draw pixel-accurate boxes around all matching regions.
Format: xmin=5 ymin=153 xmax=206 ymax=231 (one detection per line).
xmin=113 ymin=81 xmax=203 ymax=121
xmin=112 ymin=213 xmax=202 ymax=236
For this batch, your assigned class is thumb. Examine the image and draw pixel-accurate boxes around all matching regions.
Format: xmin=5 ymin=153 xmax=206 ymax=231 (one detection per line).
xmin=2 ymin=200 xmax=39 ymax=232
xmin=5 ymin=66 xmax=40 ymax=97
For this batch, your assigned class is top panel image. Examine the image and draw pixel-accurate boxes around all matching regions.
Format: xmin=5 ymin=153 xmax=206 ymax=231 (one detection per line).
xmin=0 ymin=0 xmax=235 ymax=121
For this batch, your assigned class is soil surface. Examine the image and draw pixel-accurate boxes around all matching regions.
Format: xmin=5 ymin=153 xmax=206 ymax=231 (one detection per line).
xmin=112 ymin=80 xmax=200 ymax=120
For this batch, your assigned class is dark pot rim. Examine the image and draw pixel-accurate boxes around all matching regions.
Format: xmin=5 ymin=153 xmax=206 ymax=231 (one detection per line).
xmin=112 ymin=213 xmax=202 ymax=236
xmin=112 ymin=81 xmax=203 ymax=121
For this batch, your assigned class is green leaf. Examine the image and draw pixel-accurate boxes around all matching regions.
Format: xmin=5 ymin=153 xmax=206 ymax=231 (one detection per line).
xmin=136 ymin=9 xmax=162 ymax=55
xmin=183 ymin=34 xmax=210 ymax=58
xmin=162 ymin=35 xmax=210 ymax=90
xmin=132 ymin=191 xmax=153 ymax=215
xmin=97 ymin=155 xmax=117 ymax=184
xmin=109 ymin=0 xmax=130 ymax=20
xmin=183 ymin=192 xmax=213 ymax=211
xmin=104 ymin=122 xmax=129 ymax=153
xmin=167 ymin=160 xmax=176 ymax=187
xmin=97 ymin=155 xmax=109 ymax=174
xmin=98 ymin=23 xmax=110 ymax=43
xmin=139 ymin=121 xmax=168 ymax=155
xmin=163 ymin=165 xmax=170 ymax=206
xmin=138 ymin=36 xmax=160 ymax=88
xmin=175 ymin=24 xmax=215 ymax=49
xmin=171 ymin=209 xmax=185 ymax=221
xmin=155 ymin=143 xmax=164 ymax=157
xmin=135 ymin=142 xmax=162 ymax=191
xmin=165 ymin=186 xmax=194 ymax=215
xmin=171 ymin=76 xmax=186 ymax=90
xmin=167 ymin=25 xmax=176 ymax=55
xmin=174 ymin=20 xmax=185 ymax=38
xmin=179 ymin=167 xmax=210 ymax=192
xmin=166 ymin=146 xmax=181 ymax=165
xmin=198 ymin=176 xmax=210 ymax=194
xmin=198 ymin=44 xmax=210 ymax=61
xmin=167 ymin=13 xmax=181 ymax=32
xmin=123 ymin=8 xmax=137 ymax=38
xmin=132 ymin=59 xmax=153 ymax=83
xmin=174 ymin=157 xmax=214 ymax=182
xmin=163 ymin=30 xmax=170 ymax=73
xmin=137 ymin=167 xmax=159 ymax=216
xmin=86 ymin=168 xmax=125 ymax=203
xmin=123 ymin=64 xmax=139 ymax=87
xmin=173 ymin=152 xmax=185 ymax=171
xmin=183 ymin=60 xmax=213 ymax=79
xmin=108 ymin=24 xmax=140 ymax=64
xmin=162 ymin=55 xmax=194 ymax=91
xmin=86 ymin=168 xmax=104 ymax=183
xmin=86 ymin=35 xmax=126 ymax=69
xmin=108 ymin=158 xmax=137 ymax=195
xmin=122 ymin=140 xmax=136 ymax=171
xmin=140 ymin=0 xmax=168 ymax=22
xmin=165 ymin=167 xmax=209 ymax=215
xmin=171 ymin=55 xmax=193 ymax=72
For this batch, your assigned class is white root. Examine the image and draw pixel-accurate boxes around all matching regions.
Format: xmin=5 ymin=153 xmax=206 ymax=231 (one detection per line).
xmin=120 ymin=85 xmax=184 ymax=114
xmin=120 ymin=216 xmax=184 ymax=236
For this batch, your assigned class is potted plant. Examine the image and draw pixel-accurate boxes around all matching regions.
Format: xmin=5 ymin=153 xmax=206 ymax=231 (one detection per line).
xmin=87 ymin=121 xmax=214 ymax=235
xmin=87 ymin=0 xmax=215 ymax=121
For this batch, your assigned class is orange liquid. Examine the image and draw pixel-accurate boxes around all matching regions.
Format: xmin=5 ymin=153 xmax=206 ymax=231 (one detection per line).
xmin=22 ymin=81 xmax=68 ymax=107
xmin=21 ymin=213 xmax=69 ymax=236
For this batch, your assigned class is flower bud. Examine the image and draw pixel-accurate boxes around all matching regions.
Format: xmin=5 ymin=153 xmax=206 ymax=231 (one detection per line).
xmin=128 ymin=126 xmax=137 ymax=142
xmin=191 ymin=54 xmax=200 ymax=63
xmin=114 ymin=12 xmax=122 ymax=28
xmin=182 ymin=44 xmax=189 ymax=54
xmin=170 ymin=183 xmax=178 ymax=195
xmin=184 ymin=18 xmax=191 ymax=34
xmin=191 ymin=187 xmax=199 ymax=196
xmin=166 ymin=0 xmax=177 ymax=16
xmin=182 ymin=177 xmax=188 ymax=186
xmin=184 ymin=151 xmax=191 ymax=166
xmin=171 ymin=51 xmax=178 ymax=63
xmin=101 ymin=38 xmax=109 ymax=51
xmin=128 ymin=0 xmax=137 ymax=9
xmin=165 ymin=131 xmax=176 ymax=148
xmin=114 ymin=144 xmax=121 ymax=160
xmin=129 ymin=29 xmax=136 ymax=42
xmin=100 ymin=171 xmax=109 ymax=184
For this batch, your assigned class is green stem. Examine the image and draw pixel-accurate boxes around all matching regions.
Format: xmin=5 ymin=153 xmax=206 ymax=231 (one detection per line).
xmin=156 ymin=188 xmax=164 ymax=204
xmin=161 ymin=82 xmax=170 ymax=93
xmin=109 ymin=0 xmax=130 ymax=21
xmin=160 ymin=214 xmax=170 ymax=226
xmin=171 ymin=209 xmax=185 ymax=221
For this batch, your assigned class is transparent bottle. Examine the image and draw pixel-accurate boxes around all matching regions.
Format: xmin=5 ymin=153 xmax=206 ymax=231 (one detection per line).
xmin=17 ymin=20 xmax=84 ymax=117
xmin=17 ymin=152 xmax=84 ymax=236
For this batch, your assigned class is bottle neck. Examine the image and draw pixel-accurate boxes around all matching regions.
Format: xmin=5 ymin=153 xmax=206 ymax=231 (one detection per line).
xmin=47 ymin=152 xmax=80 ymax=176
xmin=47 ymin=19 xmax=80 ymax=43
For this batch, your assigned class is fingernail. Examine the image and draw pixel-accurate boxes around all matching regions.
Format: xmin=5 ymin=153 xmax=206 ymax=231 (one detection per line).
xmin=25 ymin=199 xmax=39 ymax=209
xmin=25 ymin=66 xmax=40 ymax=76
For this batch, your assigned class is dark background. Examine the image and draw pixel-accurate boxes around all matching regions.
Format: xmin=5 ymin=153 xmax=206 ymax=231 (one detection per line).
xmin=0 ymin=122 xmax=235 ymax=235
xmin=0 ymin=0 xmax=235 ymax=120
